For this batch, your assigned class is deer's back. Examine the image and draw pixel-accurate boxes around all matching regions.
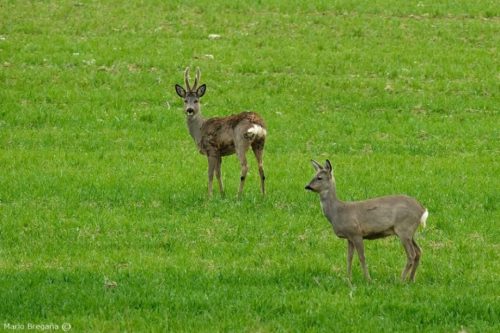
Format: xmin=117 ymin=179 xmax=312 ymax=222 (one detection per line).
xmin=200 ymin=112 xmax=266 ymax=156
xmin=334 ymin=195 xmax=425 ymax=239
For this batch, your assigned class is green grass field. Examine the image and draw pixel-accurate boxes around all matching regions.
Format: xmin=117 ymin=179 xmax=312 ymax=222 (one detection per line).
xmin=1 ymin=1 xmax=499 ymax=332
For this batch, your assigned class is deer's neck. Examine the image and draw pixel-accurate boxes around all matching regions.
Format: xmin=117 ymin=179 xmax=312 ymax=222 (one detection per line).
xmin=319 ymin=185 xmax=343 ymax=226
xmin=186 ymin=114 xmax=206 ymax=148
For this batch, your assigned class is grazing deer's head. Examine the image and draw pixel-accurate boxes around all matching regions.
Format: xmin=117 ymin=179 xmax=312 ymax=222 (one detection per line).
xmin=305 ymin=159 xmax=335 ymax=193
xmin=175 ymin=67 xmax=206 ymax=117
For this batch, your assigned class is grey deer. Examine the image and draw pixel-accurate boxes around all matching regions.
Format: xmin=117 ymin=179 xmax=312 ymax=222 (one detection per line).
xmin=305 ymin=159 xmax=428 ymax=282
xmin=174 ymin=67 xmax=267 ymax=197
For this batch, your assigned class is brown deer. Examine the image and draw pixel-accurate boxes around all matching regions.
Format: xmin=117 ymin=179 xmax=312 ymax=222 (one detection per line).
xmin=305 ymin=159 xmax=428 ymax=282
xmin=174 ymin=67 xmax=267 ymax=198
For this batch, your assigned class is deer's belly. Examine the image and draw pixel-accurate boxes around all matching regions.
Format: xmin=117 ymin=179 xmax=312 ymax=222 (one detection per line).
xmin=200 ymin=136 xmax=235 ymax=156
xmin=219 ymin=143 xmax=236 ymax=156
xmin=363 ymin=229 xmax=395 ymax=240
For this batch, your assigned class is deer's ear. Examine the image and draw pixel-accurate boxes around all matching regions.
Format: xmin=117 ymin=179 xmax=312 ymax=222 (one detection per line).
xmin=175 ymin=84 xmax=186 ymax=98
xmin=196 ymin=84 xmax=206 ymax=98
xmin=325 ymin=159 xmax=333 ymax=174
xmin=311 ymin=160 xmax=323 ymax=171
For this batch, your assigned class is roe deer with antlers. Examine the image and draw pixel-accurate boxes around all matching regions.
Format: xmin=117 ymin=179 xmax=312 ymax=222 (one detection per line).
xmin=305 ymin=159 xmax=428 ymax=282
xmin=174 ymin=67 xmax=267 ymax=198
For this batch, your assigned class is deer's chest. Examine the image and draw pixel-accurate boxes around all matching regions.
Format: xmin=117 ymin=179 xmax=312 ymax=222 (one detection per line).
xmin=327 ymin=210 xmax=362 ymax=239
xmin=332 ymin=227 xmax=347 ymax=239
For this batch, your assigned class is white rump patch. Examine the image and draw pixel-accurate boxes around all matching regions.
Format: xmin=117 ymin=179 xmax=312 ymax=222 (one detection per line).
xmin=420 ymin=209 xmax=429 ymax=228
xmin=247 ymin=124 xmax=267 ymax=138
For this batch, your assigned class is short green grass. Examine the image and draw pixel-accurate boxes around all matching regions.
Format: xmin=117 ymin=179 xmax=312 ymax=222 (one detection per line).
xmin=1 ymin=1 xmax=499 ymax=332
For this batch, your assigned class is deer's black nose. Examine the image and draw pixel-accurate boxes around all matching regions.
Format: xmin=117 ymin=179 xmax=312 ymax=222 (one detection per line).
xmin=305 ymin=185 xmax=312 ymax=191
xmin=186 ymin=108 xmax=194 ymax=114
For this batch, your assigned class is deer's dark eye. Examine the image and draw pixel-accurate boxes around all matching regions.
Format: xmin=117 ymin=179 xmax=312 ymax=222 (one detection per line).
xmin=317 ymin=176 xmax=323 ymax=180
xmin=184 ymin=99 xmax=188 ymax=103
xmin=194 ymin=100 xmax=198 ymax=104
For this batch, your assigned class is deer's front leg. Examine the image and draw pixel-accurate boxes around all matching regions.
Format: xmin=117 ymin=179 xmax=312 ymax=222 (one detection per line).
xmin=347 ymin=240 xmax=355 ymax=281
xmin=215 ymin=155 xmax=224 ymax=196
xmin=207 ymin=155 xmax=217 ymax=197
xmin=352 ymin=236 xmax=371 ymax=281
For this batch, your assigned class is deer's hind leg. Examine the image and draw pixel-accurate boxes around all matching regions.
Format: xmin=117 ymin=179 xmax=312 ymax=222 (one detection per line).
xmin=409 ymin=239 xmax=421 ymax=282
xmin=235 ymin=143 xmax=250 ymax=199
xmin=252 ymin=141 xmax=266 ymax=195
xmin=400 ymin=237 xmax=417 ymax=281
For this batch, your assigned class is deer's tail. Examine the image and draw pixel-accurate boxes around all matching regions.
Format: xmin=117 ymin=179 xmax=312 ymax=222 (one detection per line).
xmin=420 ymin=209 xmax=429 ymax=228
xmin=245 ymin=124 xmax=267 ymax=140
